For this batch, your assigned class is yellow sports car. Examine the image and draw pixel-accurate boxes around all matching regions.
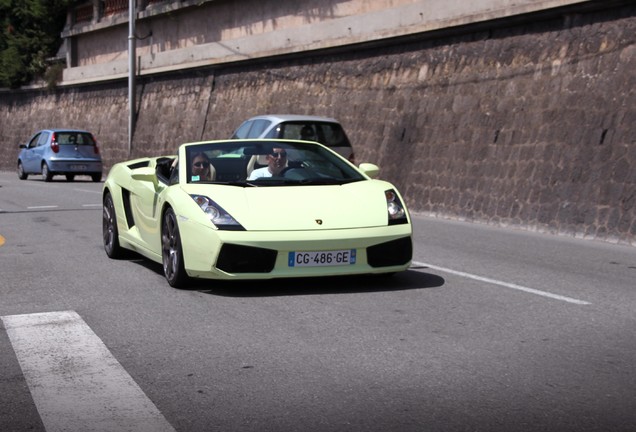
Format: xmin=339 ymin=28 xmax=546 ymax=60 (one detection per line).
xmin=102 ymin=139 xmax=412 ymax=287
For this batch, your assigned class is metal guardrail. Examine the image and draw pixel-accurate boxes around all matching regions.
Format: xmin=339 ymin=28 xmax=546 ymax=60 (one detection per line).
xmin=72 ymin=0 xmax=170 ymax=24
xmin=104 ymin=0 xmax=128 ymax=16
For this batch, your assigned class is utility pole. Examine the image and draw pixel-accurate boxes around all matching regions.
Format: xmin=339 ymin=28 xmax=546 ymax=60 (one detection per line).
xmin=128 ymin=0 xmax=136 ymax=156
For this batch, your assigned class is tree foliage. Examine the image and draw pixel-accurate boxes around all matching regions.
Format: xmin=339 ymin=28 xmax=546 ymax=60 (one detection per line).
xmin=0 ymin=0 xmax=72 ymax=88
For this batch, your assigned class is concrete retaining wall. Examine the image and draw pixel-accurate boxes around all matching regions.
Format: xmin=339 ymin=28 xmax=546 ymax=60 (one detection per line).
xmin=1 ymin=2 xmax=635 ymax=245
xmin=62 ymin=0 xmax=592 ymax=84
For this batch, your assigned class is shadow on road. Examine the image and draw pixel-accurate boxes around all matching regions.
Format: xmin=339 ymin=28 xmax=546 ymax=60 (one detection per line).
xmin=190 ymin=269 xmax=445 ymax=297
xmin=20 ymin=177 xmax=101 ymax=183
xmin=129 ymin=255 xmax=444 ymax=297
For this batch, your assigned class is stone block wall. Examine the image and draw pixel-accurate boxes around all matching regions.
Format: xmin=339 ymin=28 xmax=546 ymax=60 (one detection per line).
xmin=1 ymin=3 xmax=634 ymax=244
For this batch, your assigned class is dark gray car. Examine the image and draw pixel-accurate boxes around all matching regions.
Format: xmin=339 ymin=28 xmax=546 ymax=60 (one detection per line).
xmin=17 ymin=129 xmax=103 ymax=182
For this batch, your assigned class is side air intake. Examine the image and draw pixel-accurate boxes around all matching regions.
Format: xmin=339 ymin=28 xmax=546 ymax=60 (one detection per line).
xmin=367 ymin=237 xmax=412 ymax=267
xmin=216 ymin=244 xmax=277 ymax=273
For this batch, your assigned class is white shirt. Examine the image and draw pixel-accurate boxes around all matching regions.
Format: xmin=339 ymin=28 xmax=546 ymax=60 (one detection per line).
xmin=248 ymin=167 xmax=272 ymax=180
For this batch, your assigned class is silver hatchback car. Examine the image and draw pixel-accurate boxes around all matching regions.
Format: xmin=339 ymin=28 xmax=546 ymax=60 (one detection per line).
xmin=231 ymin=115 xmax=355 ymax=163
xmin=17 ymin=129 xmax=103 ymax=182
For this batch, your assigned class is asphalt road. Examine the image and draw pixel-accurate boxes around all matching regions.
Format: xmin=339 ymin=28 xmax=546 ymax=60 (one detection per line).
xmin=1 ymin=170 xmax=635 ymax=432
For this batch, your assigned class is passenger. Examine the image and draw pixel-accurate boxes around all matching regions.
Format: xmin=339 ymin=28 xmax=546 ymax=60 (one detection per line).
xmin=247 ymin=147 xmax=287 ymax=180
xmin=300 ymin=125 xmax=316 ymax=141
xmin=191 ymin=152 xmax=214 ymax=181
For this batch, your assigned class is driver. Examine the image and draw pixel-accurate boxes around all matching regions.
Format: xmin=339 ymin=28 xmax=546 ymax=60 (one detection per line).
xmin=248 ymin=147 xmax=287 ymax=180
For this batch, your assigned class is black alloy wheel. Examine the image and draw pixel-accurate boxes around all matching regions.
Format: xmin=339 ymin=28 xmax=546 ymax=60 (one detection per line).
xmin=162 ymin=207 xmax=188 ymax=288
xmin=103 ymin=193 xmax=124 ymax=258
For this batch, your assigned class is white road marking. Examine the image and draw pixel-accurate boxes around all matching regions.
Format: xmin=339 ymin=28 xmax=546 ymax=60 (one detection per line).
xmin=74 ymin=188 xmax=102 ymax=194
xmin=27 ymin=205 xmax=58 ymax=210
xmin=412 ymin=261 xmax=591 ymax=305
xmin=1 ymin=311 xmax=176 ymax=432
xmin=82 ymin=203 xmax=102 ymax=207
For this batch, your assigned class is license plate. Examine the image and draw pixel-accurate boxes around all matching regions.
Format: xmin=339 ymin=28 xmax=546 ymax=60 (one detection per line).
xmin=288 ymin=249 xmax=356 ymax=267
xmin=70 ymin=164 xmax=87 ymax=170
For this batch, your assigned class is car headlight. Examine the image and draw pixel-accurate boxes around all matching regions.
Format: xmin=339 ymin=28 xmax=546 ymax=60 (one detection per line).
xmin=385 ymin=189 xmax=408 ymax=225
xmin=190 ymin=195 xmax=245 ymax=230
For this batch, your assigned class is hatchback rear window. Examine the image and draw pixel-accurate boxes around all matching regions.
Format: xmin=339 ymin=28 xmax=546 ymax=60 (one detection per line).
xmin=56 ymin=132 xmax=96 ymax=146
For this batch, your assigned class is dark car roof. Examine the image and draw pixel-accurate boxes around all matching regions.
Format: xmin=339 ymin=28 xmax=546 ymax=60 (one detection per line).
xmin=242 ymin=115 xmax=341 ymax=124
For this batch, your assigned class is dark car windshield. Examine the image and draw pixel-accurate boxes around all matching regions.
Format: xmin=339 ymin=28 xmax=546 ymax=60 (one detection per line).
xmin=184 ymin=140 xmax=363 ymax=186
xmin=264 ymin=121 xmax=351 ymax=149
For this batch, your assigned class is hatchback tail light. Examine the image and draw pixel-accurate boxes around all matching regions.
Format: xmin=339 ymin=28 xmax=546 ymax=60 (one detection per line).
xmin=51 ymin=133 xmax=59 ymax=153
xmin=92 ymin=135 xmax=100 ymax=154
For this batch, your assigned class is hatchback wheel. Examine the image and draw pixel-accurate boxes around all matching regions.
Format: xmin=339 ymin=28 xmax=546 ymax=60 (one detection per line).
xmin=103 ymin=193 xmax=124 ymax=259
xmin=41 ymin=163 xmax=53 ymax=182
xmin=17 ymin=161 xmax=28 ymax=180
xmin=162 ymin=208 xmax=188 ymax=288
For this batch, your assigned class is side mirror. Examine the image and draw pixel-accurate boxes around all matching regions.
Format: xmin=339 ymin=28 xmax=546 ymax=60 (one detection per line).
xmin=358 ymin=163 xmax=380 ymax=179
xmin=131 ymin=166 xmax=158 ymax=185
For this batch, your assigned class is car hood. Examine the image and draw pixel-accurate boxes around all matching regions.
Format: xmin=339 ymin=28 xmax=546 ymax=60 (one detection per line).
xmin=182 ymin=180 xmax=396 ymax=231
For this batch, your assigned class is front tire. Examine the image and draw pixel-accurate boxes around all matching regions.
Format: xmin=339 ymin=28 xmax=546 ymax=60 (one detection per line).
xmin=103 ymin=193 xmax=124 ymax=258
xmin=17 ymin=161 xmax=28 ymax=180
xmin=162 ymin=207 xmax=188 ymax=288
xmin=42 ymin=163 xmax=53 ymax=182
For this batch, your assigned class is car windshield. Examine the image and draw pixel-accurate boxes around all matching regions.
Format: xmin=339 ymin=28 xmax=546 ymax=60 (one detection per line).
xmin=184 ymin=140 xmax=364 ymax=186
xmin=264 ymin=121 xmax=351 ymax=148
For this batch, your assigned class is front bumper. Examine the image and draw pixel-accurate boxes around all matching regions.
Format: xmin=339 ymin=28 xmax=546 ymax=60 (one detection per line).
xmin=180 ymin=221 xmax=413 ymax=280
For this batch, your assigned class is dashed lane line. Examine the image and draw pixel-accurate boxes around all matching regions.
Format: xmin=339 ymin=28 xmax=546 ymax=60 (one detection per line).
xmin=1 ymin=204 xmax=101 ymax=212
xmin=412 ymin=261 xmax=591 ymax=305
xmin=2 ymin=311 xmax=176 ymax=432
xmin=74 ymin=188 xmax=102 ymax=194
